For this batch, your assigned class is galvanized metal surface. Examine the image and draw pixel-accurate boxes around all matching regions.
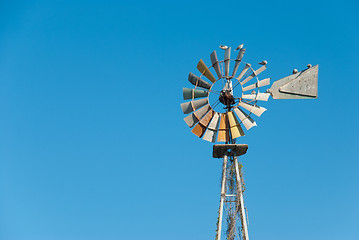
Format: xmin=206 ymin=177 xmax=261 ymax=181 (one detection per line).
xmin=242 ymin=93 xmax=270 ymax=101
xmin=199 ymin=109 xmax=214 ymax=127
xmin=216 ymin=155 xmax=228 ymax=240
xmin=241 ymin=65 xmax=266 ymax=85
xmin=180 ymin=98 xmax=208 ymax=114
xmin=234 ymin=107 xmax=257 ymax=130
xmin=234 ymin=157 xmax=249 ymax=240
xmin=232 ymin=48 xmax=246 ymax=77
xmin=197 ymin=59 xmax=216 ymax=83
xmin=182 ymin=88 xmax=209 ymax=100
xmin=212 ymin=144 xmax=248 ymax=158
xmin=242 ymin=78 xmax=270 ymax=92
xmin=224 ymin=47 xmax=231 ymax=77
xmin=183 ymin=113 xmax=198 ymax=127
xmin=210 ymin=51 xmax=222 ymax=79
xmin=236 ymin=63 xmax=251 ymax=81
xmin=239 ymin=101 xmax=266 ymax=117
xmin=193 ymin=104 xmax=211 ymax=121
xmin=188 ymin=72 xmax=212 ymax=89
xmin=203 ymin=112 xmax=220 ymax=143
xmin=270 ymin=65 xmax=318 ymax=99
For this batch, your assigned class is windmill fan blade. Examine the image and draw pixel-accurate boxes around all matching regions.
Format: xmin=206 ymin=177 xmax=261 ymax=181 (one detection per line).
xmin=217 ymin=113 xmax=229 ymax=142
xmin=242 ymin=78 xmax=271 ymax=92
xmin=180 ymin=98 xmax=208 ymax=114
xmin=210 ymin=51 xmax=222 ymax=79
xmin=191 ymin=123 xmax=207 ymax=137
xmin=194 ymin=104 xmax=211 ymax=121
xmin=236 ymin=63 xmax=251 ymax=81
xmin=228 ymin=111 xmax=245 ymax=138
xmin=241 ymin=65 xmax=267 ymax=85
xmin=239 ymin=102 xmax=267 ymax=117
xmin=183 ymin=88 xmax=209 ymax=100
xmin=188 ymin=73 xmax=212 ymax=89
xmin=242 ymin=93 xmax=271 ymax=101
xmin=203 ymin=112 xmax=220 ymax=143
xmin=233 ymin=107 xmax=257 ymax=130
xmin=197 ymin=59 xmax=216 ymax=83
xmin=199 ymin=109 xmax=214 ymax=127
xmin=224 ymin=47 xmax=231 ymax=77
xmin=183 ymin=104 xmax=211 ymax=128
xmin=232 ymin=48 xmax=246 ymax=77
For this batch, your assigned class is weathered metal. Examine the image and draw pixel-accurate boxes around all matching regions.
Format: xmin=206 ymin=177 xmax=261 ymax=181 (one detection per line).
xmin=236 ymin=63 xmax=251 ymax=81
xmin=203 ymin=112 xmax=220 ymax=142
xmin=228 ymin=111 xmax=245 ymax=139
xmin=197 ymin=59 xmax=216 ymax=83
xmin=216 ymin=154 xmax=228 ymax=240
xmin=217 ymin=113 xmax=229 ymax=142
xmin=234 ymin=157 xmax=249 ymax=240
xmin=191 ymin=123 xmax=207 ymax=137
xmin=188 ymin=72 xmax=212 ymax=89
xmin=242 ymin=78 xmax=270 ymax=92
xmin=193 ymin=104 xmax=211 ymax=121
xmin=182 ymin=88 xmax=209 ymax=100
xmin=269 ymin=65 xmax=318 ymax=99
xmin=199 ymin=109 xmax=214 ymax=127
xmin=241 ymin=65 xmax=266 ymax=85
xmin=224 ymin=47 xmax=231 ymax=77
xmin=210 ymin=51 xmax=222 ymax=79
xmin=232 ymin=48 xmax=246 ymax=77
xmin=234 ymin=107 xmax=257 ymax=130
xmin=239 ymin=101 xmax=266 ymax=117
xmin=180 ymin=98 xmax=208 ymax=114
xmin=212 ymin=144 xmax=248 ymax=158
xmin=242 ymin=93 xmax=270 ymax=101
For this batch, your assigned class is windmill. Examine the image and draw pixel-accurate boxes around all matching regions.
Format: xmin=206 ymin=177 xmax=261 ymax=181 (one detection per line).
xmin=180 ymin=44 xmax=318 ymax=240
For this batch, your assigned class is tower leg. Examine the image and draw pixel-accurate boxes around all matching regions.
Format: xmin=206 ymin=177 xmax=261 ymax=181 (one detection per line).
xmin=216 ymin=154 xmax=228 ymax=240
xmin=234 ymin=157 xmax=249 ymax=240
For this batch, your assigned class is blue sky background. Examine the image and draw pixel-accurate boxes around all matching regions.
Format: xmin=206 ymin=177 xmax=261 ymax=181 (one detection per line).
xmin=0 ymin=0 xmax=358 ymax=239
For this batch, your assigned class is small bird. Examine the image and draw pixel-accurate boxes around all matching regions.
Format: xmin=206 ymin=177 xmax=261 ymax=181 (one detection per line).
xmin=235 ymin=44 xmax=244 ymax=51
xmin=251 ymin=90 xmax=256 ymax=94
xmin=292 ymin=69 xmax=298 ymax=74
xmin=258 ymin=60 xmax=267 ymax=65
xmin=220 ymin=45 xmax=228 ymax=50
xmin=307 ymin=64 xmax=312 ymax=68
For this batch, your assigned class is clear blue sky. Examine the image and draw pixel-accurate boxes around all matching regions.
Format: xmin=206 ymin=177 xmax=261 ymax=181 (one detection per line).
xmin=0 ymin=0 xmax=358 ymax=240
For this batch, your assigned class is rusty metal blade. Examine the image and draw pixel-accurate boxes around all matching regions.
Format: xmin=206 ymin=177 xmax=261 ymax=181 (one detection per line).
xmin=227 ymin=111 xmax=245 ymax=138
xmin=233 ymin=107 xmax=257 ymax=130
xmin=239 ymin=102 xmax=267 ymax=117
xmin=232 ymin=48 xmax=246 ymax=77
xmin=188 ymin=73 xmax=212 ymax=89
xmin=197 ymin=59 xmax=216 ymax=83
xmin=184 ymin=104 xmax=210 ymax=128
xmin=191 ymin=123 xmax=206 ymax=138
xmin=210 ymin=51 xmax=222 ymax=79
xmin=217 ymin=113 xmax=229 ymax=142
xmin=224 ymin=47 xmax=231 ymax=77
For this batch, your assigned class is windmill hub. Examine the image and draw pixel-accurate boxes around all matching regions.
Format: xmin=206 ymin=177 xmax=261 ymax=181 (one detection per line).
xmin=219 ymin=89 xmax=235 ymax=107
